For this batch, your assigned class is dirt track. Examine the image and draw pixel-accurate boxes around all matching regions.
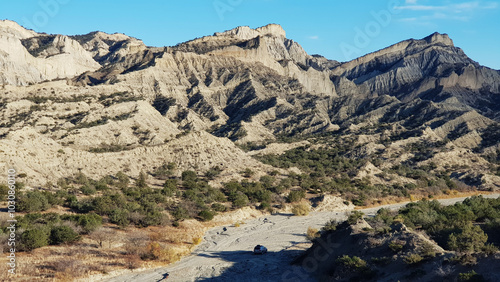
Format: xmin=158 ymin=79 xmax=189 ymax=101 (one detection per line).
xmin=102 ymin=194 xmax=500 ymax=282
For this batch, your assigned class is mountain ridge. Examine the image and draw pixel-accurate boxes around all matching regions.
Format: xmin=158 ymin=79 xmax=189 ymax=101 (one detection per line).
xmin=0 ymin=20 xmax=499 ymax=192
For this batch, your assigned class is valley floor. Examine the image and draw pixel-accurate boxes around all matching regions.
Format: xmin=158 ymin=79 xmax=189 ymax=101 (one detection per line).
xmin=99 ymin=194 xmax=500 ymax=282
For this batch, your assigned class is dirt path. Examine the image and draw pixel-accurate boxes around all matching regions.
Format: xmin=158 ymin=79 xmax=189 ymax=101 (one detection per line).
xmin=102 ymin=194 xmax=500 ymax=282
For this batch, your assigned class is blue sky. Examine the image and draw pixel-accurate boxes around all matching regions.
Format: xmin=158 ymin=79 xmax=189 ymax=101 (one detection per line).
xmin=1 ymin=0 xmax=499 ymax=69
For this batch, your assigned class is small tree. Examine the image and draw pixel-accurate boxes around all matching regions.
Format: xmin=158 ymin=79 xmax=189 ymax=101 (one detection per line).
xmin=116 ymin=171 xmax=129 ymax=189
xmin=171 ymin=206 xmax=190 ymax=221
xmin=205 ymin=166 xmax=222 ymax=180
xmin=75 ymin=172 xmax=89 ymax=185
xmin=152 ymin=162 xmax=174 ymax=180
xmin=182 ymin=171 xmax=198 ymax=182
xmin=403 ymin=253 xmax=423 ymax=265
xmin=287 ymin=190 xmax=306 ymax=203
xmin=136 ymin=171 xmax=148 ymax=188
xmin=448 ymin=223 xmax=488 ymax=253
xmin=90 ymin=227 xmax=116 ymax=248
xmin=110 ymin=208 xmax=130 ymax=227
xmin=0 ymin=184 xmax=8 ymax=197
xmin=231 ymin=192 xmax=249 ymax=208
xmin=17 ymin=191 xmax=51 ymax=212
xmin=388 ymin=240 xmax=405 ymax=253
xmin=242 ymin=168 xmax=254 ymax=178
xmin=77 ymin=213 xmax=102 ymax=234
xmin=458 ymin=270 xmax=485 ymax=281
xmin=50 ymin=226 xmax=80 ymax=245
xmin=347 ymin=211 xmax=365 ymax=225
xmin=20 ymin=229 xmax=50 ymax=251
xmin=198 ymin=210 xmax=215 ymax=222
xmin=162 ymin=179 xmax=178 ymax=196
xmin=322 ymin=219 xmax=339 ymax=232
xmin=124 ymin=230 xmax=149 ymax=256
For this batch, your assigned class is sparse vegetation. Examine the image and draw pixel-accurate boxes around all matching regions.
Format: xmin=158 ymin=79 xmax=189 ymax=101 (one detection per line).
xmin=336 ymin=255 xmax=368 ymax=271
xmin=389 ymin=240 xmax=405 ymax=253
xmin=306 ymin=227 xmax=320 ymax=241
xmin=403 ymin=253 xmax=423 ymax=265
xmin=291 ymin=202 xmax=310 ymax=216
xmin=347 ymin=211 xmax=364 ymax=225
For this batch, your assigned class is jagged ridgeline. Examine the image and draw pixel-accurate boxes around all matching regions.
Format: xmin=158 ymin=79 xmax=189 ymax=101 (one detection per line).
xmin=0 ymin=20 xmax=499 ymax=191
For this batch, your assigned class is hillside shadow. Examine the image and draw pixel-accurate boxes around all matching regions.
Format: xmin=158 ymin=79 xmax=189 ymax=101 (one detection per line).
xmin=195 ymin=249 xmax=315 ymax=282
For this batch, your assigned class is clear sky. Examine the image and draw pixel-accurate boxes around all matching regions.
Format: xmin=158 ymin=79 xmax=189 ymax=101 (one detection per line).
xmin=1 ymin=0 xmax=499 ymax=69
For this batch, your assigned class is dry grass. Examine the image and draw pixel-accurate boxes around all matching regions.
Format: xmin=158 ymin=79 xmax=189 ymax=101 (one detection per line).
xmin=292 ymin=202 xmax=310 ymax=216
xmin=306 ymin=227 xmax=320 ymax=241
xmin=0 ymin=224 xmax=198 ymax=281
xmin=0 ymin=207 xmax=263 ymax=281
xmin=356 ymin=190 xmax=497 ymax=209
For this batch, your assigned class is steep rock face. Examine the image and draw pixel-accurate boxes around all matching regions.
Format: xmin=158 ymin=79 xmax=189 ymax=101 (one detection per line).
xmin=332 ymin=33 xmax=500 ymax=118
xmin=0 ymin=21 xmax=100 ymax=86
xmin=71 ymin=31 xmax=136 ymax=62
xmin=0 ymin=19 xmax=37 ymax=39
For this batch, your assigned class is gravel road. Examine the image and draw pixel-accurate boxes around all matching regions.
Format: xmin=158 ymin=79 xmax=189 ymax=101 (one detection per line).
xmin=103 ymin=194 xmax=500 ymax=282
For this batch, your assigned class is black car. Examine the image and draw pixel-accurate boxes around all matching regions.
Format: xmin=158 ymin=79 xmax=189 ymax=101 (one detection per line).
xmin=253 ymin=245 xmax=268 ymax=254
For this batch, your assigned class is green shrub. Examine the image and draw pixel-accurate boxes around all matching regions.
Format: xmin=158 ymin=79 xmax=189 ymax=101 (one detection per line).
xmin=322 ymin=219 xmax=339 ymax=232
xmin=136 ymin=171 xmax=148 ymax=188
xmin=375 ymin=208 xmax=395 ymax=225
xmin=76 ymin=213 xmax=103 ymax=233
xmin=162 ymin=179 xmax=178 ymax=196
xmin=448 ymin=223 xmax=488 ymax=253
xmin=172 ymin=206 xmax=190 ymax=221
xmin=419 ymin=242 xmax=437 ymax=258
xmin=259 ymin=175 xmax=275 ymax=188
xmin=336 ymin=255 xmax=367 ymax=271
xmin=182 ymin=170 xmax=198 ymax=182
xmin=95 ymin=179 xmax=110 ymax=191
xmin=198 ymin=210 xmax=215 ymax=222
xmin=204 ymin=166 xmax=222 ymax=180
xmin=482 ymin=243 xmax=499 ymax=256
xmin=231 ymin=192 xmax=249 ymax=208
xmin=388 ymin=240 xmax=405 ymax=253
xmin=116 ymin=171 xmax=130 ymax=189
xmin=42 ymin=191 xmax=64 ymax=206
xmin=403 ymin=253 xmax=423 ymax=265
xmin=57 ymin=178 xmax=69 ymax=189
xmin=109 ymin=208 xmax=130 ymax=227
xmin=141 ymin=211 xmax=166 ymax=227
xmin=371 ymin=256 xmax=391 ymax=266
xmin=0 ymin=184 xmax=8 ymax=197
xmin=75 ymin=172 xmax=89 ymax=185
xmin=152 ymin=162 xmax=174 ymax=180
xmin=211 ymin=203 xmax=227 ymax=212
xmin=20 ymin=229 xmax=50 ymax=251
xmin=81 ymin=184 xmax=97 ymax=195
xmin=241 ymin=168 xmax=254 ymax=178
xmin=458 ymin=270 xmax=485 ymax=281
xmin=17 ymin=191 xmax=51 ymax=212
xmin=287 ymin=190 xmax=306 ymax=203
xmin=258 ymin=202 xmax=271 ymax=210
xmin=347 ymin=211 xmax=364 ymax=225
xmin=50 ymin=226 xmax=80 ymax=245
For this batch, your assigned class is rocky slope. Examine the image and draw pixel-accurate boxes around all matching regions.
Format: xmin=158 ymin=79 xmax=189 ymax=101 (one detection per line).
xmin=0 ymin=20 xmax=499 ymax=189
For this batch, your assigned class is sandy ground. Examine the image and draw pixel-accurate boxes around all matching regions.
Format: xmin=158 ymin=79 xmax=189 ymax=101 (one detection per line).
xmin=101 ymin=194 xmax=500 ymax=282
